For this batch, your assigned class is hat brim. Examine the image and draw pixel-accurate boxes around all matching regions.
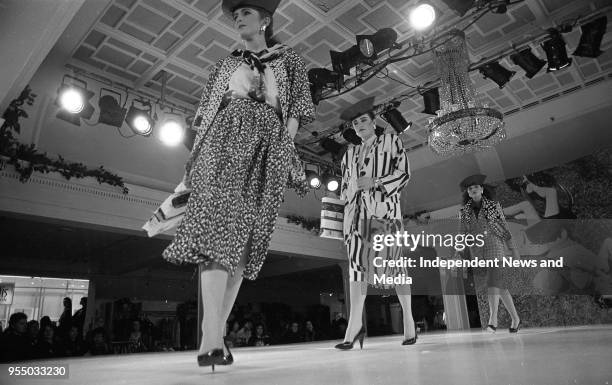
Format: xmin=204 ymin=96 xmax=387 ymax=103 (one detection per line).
xmin=460 ymin=174 xmax=487 ymax=190
xmin=222 ymin=0 xmax=281 ymax=18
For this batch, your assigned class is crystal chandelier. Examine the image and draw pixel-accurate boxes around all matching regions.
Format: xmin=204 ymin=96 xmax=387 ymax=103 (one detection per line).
xmin=428 ymin=30 xmax=506 ymax=156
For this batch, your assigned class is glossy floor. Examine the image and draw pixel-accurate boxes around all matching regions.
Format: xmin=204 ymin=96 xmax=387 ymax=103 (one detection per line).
xmin=3 ymin=325 xmax=611 ymax=385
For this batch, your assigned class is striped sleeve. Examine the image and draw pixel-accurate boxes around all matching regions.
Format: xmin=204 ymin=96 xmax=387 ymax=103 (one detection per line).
xmin=340 ymin=148 xmax=349 ymax=202
xmin=378 ymin=134 xmax=410 ymax=196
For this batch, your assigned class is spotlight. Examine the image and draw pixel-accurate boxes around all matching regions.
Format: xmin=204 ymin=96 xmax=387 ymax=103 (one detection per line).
xmin=308 ymin=68 xmax=344 ymax=105
xmin=381 ymin=106 xmax=412 ymax=134
xmin=357 ymin=28 xmax=399 ymax=59
xmin=320 ymin=137 xmax=344 ymax=155
xmin=573 ymin=16 xmax=608 ymax=58
xmin=97 ymin=89 xmax=127 ymax=128
xmin=510 ymin=47 xmax=546 ymax=79
xmin=409 ymin=4 xmax=436 ymax=30
xmin=125 ymin=100 xmax=155 ymax=136
xmin=330 ymin=45 xmax=363 ymax=76
xmin=322 ymin=172 xmax=340 ymax=192
xmin=159 ymin=113 xmax=185 ymax=146
xmin=421 ymin=88 xmax=440 ymax=115
xmin=55 ymin=75 xmax=95 ymax=126
xmin=441 ymin=0 xmax=474 ymax=16
xmin=305 ymin=170 xmax=321 ymax=189
xmin=542 ymin=30 xmax=572 ymax=72
xmin=478 ymin=61 xmax=515 ymax=88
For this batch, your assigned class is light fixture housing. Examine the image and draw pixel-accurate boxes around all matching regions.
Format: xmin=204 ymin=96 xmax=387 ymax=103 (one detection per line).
xmin=308 ymin=68 xmax=344 ymax=105
xmin=409 ymin=4 xmax=436 ymax=31
xmin=573 ymin=16 xmax=608 ymax=58
xmin=478 ymin=61 xmax=515 ymax=88
xmin=305 ymin=170 xmax=321 ymax=189
xmin=510 ymin=47 xmax=546 ymax=79
xmin=55 ymin=75 xmax=95 ymax=126
xmin=125 ymin=100 xmax=155 ymax=136
xmin=322 ymin=172 xmax=340 ymax=192
xmin=158 ymin=112 xmax=185 ymax=146
xmin=381 ymin=106 xmax=412 ymax=134
xmin=421 ymin=88 xmax=440 ymax=115
xmin=542 ymin=30 xmax=572 ymax=72
xmin=97 ymin=88 xmax=127 ymax=128
xmin=356 ymin=28 xmax=399 ymax=60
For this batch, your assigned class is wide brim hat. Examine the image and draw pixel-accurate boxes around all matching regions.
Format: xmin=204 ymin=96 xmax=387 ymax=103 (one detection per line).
xmin=460 ymin=174 xmax=487 ymax=191
xmin=340 ymin=97 xmax=376 ymax=121
xmin=222 ymin=0 xmax=281 ymax=18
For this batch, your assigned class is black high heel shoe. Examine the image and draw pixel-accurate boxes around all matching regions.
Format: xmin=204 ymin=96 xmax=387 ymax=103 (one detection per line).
xmin=197 ymin=348 xmax=224 ymax=371
xmin=334 ymin=325 xmax=366 ymax=350
xmin=402 ymin=334 xmax=418 ymax=345
xmin=486 ymin=324 xmax=497 ymax=333
xmin=509 ymin=320 xmax=521 ymax=333
xmin=218 ymin=339 xmax=233 ymax=365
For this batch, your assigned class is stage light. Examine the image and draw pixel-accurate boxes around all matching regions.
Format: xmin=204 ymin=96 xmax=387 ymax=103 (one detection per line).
xmin=510 ymin=47 xmax=546 ymax=79
xmin=322 ymin=172 xmax=340 ymax=192
xmin=573 ymin=16 xmax=608 ymax=58
xmin=321 ymin=137 xmax=344 ymax=155
xmin=489 ymin=0 xmax=509 ymax=14
xmin=55 ymin=76 xmax=95 ymax=126
xmin=308 ymin=68 xmax=344 ymax=105
xmin=542 ymin=30 xmax=572 ymax=72
xmin=159 ymin=113 xmax=185 ymax=146
xmin=306 ymin=170 xmax=321 ymax=189
xmin=421 ymin=88 xmax=440 ymax=115
xmin=409 ymin=4 xmax=436 ymax=30
xmin=441 ymin=0 xmax=474 ymax=16
xmin=357 ymin=28 xmax=399 ymax=59
xmin=330 ymin=45 xmax=363 ymax=76
xmin=97 ymin=89 xmax=127 ymax=128
xmin=381 ymin=106 xmax=412 ymax=134
xmin=478 ymin=61 xmax=515 ymax=88
xmin=125 ymin=100 xmax=155 ymax=136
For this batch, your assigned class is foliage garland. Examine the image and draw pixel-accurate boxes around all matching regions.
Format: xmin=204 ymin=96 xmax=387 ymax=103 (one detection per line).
xmin=0 ymin=86 xmax=128 ymax=193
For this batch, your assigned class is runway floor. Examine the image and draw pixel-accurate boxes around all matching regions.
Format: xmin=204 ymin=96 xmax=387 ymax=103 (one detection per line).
xmin=2 ymin=325 xmax=611 ymax=385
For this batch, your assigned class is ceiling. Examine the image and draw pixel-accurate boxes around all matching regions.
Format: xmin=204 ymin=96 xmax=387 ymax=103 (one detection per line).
xmin=62 ymin=0 xmax=612 ymax=161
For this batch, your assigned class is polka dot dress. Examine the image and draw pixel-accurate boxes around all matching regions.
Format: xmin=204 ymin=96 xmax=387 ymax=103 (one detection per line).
xmin=162 ymin=98 xmax=301 ymax=280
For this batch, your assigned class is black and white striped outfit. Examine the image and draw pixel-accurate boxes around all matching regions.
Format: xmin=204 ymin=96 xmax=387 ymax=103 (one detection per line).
xmin=340 ymin=133 xmax=411 ymax=286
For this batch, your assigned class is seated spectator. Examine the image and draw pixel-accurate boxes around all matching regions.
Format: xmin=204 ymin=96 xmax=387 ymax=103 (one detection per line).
xmin=33 ymin=324 xmax=60 ymax=359
xmin=0 ymin=312 xmax=30 ymax=362
xmin=27 ymin=320 xmax=40 ymax=348
xmin=249 ymin=324 xmax=270 ymax=347
xmin=303 ymin=320 xmax=317 ymax=342
xmin=86 ymin=328 xmax=110 ymax=356
xmin=236 ymin=321 xmax=253 ymax=347
xmin=128 ymin=320 xmax=147 ymax=352
xmin=62 ymin=326 xmax=85 ymax=357
xmin=331 ymin=313 xmax=348 ymax=339
xmin=225 ymin=321 xmax=241 ymax=348
xmin=283 ymin=322 xmax=304 ymax=344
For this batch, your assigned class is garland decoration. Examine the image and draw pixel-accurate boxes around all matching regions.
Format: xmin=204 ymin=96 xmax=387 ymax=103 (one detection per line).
xmin=286 ymin=214 xmax=321 ymax=234
xmin=1 ymin=86 xmax=128 ymax=193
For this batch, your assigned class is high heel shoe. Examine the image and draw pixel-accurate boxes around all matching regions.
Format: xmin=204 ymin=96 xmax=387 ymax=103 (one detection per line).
xmin=509 ymin=320 xmax=521 ymax=333
xmin=334 ymin=325 xmax=366 ymax=350
xmin=218 ymin=339 xmax=233 ymax=365
xmin=197 ymin=348 xmax=224 ymax=371
xmin=402 ymin=334 xmax=418 ymax=345
xmin=486 ymin=324 xmax=497 ymax=333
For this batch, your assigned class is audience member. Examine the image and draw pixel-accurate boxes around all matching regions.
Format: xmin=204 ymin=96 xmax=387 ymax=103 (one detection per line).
xmin=249 ymin=324 xmax=270 ymax=347
xmin=33 ymin=324 xmax=60 ymax=359
xmin=0 ymin=312 xmax=30 ymax=362
xmin=303 ymin=320 xmax=317 ymax=342
xmin=62 ymin=326 xmax=85 ymax=357
xmin=283 ymin=322 xmax=304 ymax=344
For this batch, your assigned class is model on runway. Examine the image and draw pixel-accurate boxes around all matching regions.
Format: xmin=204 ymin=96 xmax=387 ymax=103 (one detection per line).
xmin=458 ymin=174 xmax=522 ymax=333
xmin=162 ymin=0 xmax=314 ymax=371
xmin=335 ymin=98 xmax=416 ymax=350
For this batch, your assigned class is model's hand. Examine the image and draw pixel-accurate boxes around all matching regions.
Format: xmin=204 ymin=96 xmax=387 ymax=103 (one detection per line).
xmin=286 ymin=117 xmax=299 ymax=141
xmin=180 ymin=172 xmax=192 ymax=190
xmin=356 ymin=177 xmax=376 ymax=191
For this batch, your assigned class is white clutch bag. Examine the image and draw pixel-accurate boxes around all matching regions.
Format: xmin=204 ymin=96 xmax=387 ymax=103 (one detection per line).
xmin=142 ymin=182 xmax=191 ymax=237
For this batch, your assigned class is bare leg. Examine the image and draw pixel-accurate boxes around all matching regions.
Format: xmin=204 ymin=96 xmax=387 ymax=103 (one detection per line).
xmin=344 ymin=281 xmax=367 ymax=342
xmin=487 ymin=287 xmax=500 ymax=328
xmin=499 ymin=289 xmax=520 ymax=327
xmin=218 ymin=237 xmax=251 ymax=352
xmin=199 ymin=264 xmax=228 ymax=355
xmin=395 ymin=285 xmax=415 ymax=339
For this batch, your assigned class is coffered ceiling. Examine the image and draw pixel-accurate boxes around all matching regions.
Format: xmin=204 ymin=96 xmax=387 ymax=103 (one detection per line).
xmin=66 ymin=0 xmax=612 ymax=160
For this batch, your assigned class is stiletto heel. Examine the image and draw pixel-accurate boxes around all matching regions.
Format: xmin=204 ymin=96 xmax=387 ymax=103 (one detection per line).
xmin=334 ymin=325 xmax=366 ymax=350
xmin=509 ymin=320 xmax=521 ymax=333
xmin=219 ymin=339 xmax=234 ymax=365
xmin=197 ymin=348 xmax=224 ymax=371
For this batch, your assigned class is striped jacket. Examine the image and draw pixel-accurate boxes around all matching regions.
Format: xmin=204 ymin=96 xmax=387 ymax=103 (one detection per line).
xmin=340 ymin=133 xmax=411 ymax=243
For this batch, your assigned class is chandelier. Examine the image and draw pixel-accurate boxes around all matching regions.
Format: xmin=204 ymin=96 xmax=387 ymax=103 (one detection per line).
xmin=428 ymin=30 xmax=506 ymax=156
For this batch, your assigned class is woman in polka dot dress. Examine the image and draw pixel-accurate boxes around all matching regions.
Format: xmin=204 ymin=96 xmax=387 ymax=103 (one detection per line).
xmin=162 ymin=0 xmax=314 ymax=370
